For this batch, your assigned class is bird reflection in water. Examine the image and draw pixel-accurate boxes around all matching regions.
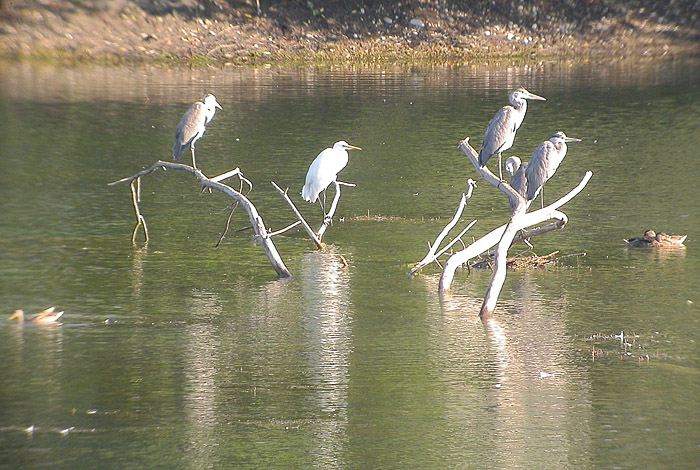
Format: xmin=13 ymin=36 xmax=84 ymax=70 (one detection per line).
xmin=301 ymin=247 xmax=353 ymax=467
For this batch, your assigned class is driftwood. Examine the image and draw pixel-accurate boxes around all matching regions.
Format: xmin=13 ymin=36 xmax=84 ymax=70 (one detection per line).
xmin=439 ymin=138 xmax=592 ymax=317
xmin=109 ymin=161 xmax=291 ymax=279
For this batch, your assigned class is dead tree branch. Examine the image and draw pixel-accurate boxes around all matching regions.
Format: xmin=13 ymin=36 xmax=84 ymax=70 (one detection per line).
xmin=110 ymin=160 xmax=291 ymax=279
xmin=271 ymin=181 xmax=323 ymax=249
xmin=317 ymin=180 xmax=354 ymax=240
xmin=130 ymin=177 xmax=148 ymax=244
xmin=271 ymin=180 xmax=355 ymax=248
xmin=439 ymin=138 xmax=592 ymax=317
xmin=409 ymin=179 xmax=478 ymax=276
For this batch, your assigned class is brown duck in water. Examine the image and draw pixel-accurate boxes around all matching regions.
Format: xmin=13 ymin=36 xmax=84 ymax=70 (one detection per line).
xmin=7 ymin=307 xmax=64 ymax=324
xmin=624 ymin=230 xmax=687 ymax=247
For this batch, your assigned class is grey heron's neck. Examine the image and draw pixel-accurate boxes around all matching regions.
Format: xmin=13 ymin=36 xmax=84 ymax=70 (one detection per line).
xmin=510 ymin=97 xmax=527 ymax=112
xmin=552 ymin=141 xmax=567 ymax=154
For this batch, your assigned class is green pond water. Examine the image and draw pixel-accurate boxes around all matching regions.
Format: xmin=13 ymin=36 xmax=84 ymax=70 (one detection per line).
xmin=1 ymin=60 xmax=699 ymax=469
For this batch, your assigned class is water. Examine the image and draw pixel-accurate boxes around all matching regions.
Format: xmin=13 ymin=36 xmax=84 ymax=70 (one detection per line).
xmin=1 ymin=60 xmax=700 ymax=469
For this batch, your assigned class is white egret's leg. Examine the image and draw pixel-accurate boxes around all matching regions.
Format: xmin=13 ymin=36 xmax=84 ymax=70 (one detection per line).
xmin=540 ymin=187 xmax=544 ymax=209
xmin=320 ymin=190 xmax=327 ymax=218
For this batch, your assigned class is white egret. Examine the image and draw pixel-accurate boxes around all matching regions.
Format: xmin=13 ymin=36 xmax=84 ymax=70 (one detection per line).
xmin=173 ymin=93 xmax=223 ymax=169
xmin=525 ymin=131 xmax=581 ymax=207
xmin=479 ymin=87 xmax=546 ymax=180
xmin=301 ymin=141 xmax=362 ymax=217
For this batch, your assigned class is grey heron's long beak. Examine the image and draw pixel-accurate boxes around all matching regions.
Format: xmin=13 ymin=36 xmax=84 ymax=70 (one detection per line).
xmin=525 ymin=91 xmax=546 ymax=101
xmin=564 ymin=137 xmax=582 ymax=142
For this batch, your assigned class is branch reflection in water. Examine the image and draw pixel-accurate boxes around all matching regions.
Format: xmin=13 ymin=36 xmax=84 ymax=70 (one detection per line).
xmin=301 ymin=247 xmax=353 ymax=468
xmin=184 ymin=289 xmax=223 ymax=468
xmin=423 ymin=273 xmax=593 ymax=467
xmin=129 ymin=244 xmax=147 ymax=315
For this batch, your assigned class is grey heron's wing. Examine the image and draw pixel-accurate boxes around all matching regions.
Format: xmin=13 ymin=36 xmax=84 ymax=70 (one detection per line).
xmin=479 ymin=106 xmax=514 ymax=165
xmin=508 ymin=161 xmax=528 ymax=210
xmin=525 ymin=141 xmax=556 ymax=201
xmin=173 ymin=103 xmax=205 ymax=159
xmin=510 ymin=161 xmax=528 ymax=198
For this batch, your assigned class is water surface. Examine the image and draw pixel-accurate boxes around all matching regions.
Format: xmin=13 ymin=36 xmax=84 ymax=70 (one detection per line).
xmin=1 ymin=60 xmax=699 ymax=469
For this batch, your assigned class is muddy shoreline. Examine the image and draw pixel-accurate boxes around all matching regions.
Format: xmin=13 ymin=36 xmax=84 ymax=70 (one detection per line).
xmin=1 ymin=1 xmax=698 ymax=67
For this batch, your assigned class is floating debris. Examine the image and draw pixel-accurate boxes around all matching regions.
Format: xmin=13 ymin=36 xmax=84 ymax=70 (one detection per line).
xmin=470 ymin=251 xmax=586 ymax=270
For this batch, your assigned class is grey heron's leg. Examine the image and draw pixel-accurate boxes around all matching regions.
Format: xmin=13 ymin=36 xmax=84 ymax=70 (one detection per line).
xmin=497 ymin=153 xmax=504 ymax=181
xmin=540 ymin=187 xmax=544 ymax=209
xmin=190 ymin=142 xmax=198 ymax=170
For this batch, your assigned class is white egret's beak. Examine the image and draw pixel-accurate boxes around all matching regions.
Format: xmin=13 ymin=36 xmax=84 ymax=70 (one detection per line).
xmin=345 ymin=144 xmax=362 ymax=151
xmin=564 ymin=136 xmax=582 ymax=142
xmin=215 ymin=101 xmax=223 ymax=111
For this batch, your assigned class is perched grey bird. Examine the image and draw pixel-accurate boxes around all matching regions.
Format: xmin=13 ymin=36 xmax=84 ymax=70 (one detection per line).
xmin=479 ymin=87 xmax=546 ymax=180
xmin=525 ymin=131 xmax=581 ymax=207
xmin=503 ymin=156 xmax=528 ymax=210
xmin=173 ymin=94 xmax=223 ymax=169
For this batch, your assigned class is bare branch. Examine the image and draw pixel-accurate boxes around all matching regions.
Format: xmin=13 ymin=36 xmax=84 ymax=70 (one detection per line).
xmin=409 ymin=198 xmax=477 ymax=276
xmin=215 ymin=202 xmax=239 ymax=248
xmin=271 ymin=181 xmax=323 ymax=249
xmin=458 ymin=138 xmax=524 ymax=211
xmin=409 ymin=179 xmax=477 ymax=276
xmin=317 ymin=180 xmax=344 ymax=240
xmin=111 ymin=160 xmax=291 ymax=279
xmin=130 ymin=178 xmax=148 ymax=244
xmin=439 ymin=165 xmax=593 ymax=301
xmin=433 ymin=219 xmax=479 ymax=260
xmin=268 ymin=221 xmax=302 ymax=237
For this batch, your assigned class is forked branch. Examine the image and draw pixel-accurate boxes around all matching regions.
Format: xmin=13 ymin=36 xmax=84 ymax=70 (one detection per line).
xmin=110 ymin=160 xmax=291 ymax=279
xmin=438 ymin=138 xmax=592 ymax=317
xmin=271 ymin=180 xmax=355 ymax=248
xmin=409 ymin=179 xmax=478 ymax=276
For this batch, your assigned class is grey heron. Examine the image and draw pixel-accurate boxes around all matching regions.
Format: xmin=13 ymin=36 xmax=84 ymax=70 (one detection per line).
xmin=503 ymin=156 xmax=528 ymax=210
xmin=302 ymin=141 xmax=362 ymax=217
xmin=479 ymin=87 xmax=546 ymax=180
xmin=173 ymin=93 xmax=223 ymax=169
xmin=525 ymin=131 xmax=581 ymax=207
